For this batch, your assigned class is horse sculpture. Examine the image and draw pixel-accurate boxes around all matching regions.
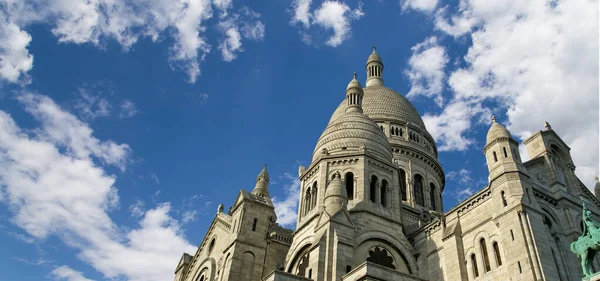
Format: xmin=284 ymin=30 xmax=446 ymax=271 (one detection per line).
xmin=571 ymin=199 xmax=600 ymax=277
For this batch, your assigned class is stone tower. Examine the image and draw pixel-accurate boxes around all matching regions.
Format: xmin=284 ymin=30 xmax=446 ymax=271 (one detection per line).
xmin=174 ymin=166 xmax=292 ymax=281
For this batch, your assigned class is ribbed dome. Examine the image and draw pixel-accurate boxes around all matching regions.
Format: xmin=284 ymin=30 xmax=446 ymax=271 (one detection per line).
xmin=486 ymin=120 xmax=512 ymax=144
xmin=329 ymin=86 xmax=426 ymax=129
xmin=313 ymin=111 xmax=392 ymax=162
xmin=367 ymin=51 xmax=382 ymax=65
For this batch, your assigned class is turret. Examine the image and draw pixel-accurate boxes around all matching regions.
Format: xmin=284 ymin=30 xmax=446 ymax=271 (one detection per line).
xmin=251 ymin=164 xmax=270 ymax=198
xmin=483 ymin=116 xmax=527 ymax=182
xmin=323 ymin=172 xmax=347 ymax=214
xmin=345 ymin=72 xmax=364 ymax=113
xmin=365 ymin=46 xmax=384 ymax=87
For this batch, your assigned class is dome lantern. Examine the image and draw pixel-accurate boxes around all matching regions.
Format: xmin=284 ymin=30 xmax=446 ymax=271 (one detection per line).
xmin=366 ymin=46 xmax=384 ymax=87
xmin=345 ymin=72 xmax=364 ymax=114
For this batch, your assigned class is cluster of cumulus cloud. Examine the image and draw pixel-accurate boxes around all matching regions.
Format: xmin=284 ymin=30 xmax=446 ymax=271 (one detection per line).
xmin=0 ymin=0 xmax=265 ymax=83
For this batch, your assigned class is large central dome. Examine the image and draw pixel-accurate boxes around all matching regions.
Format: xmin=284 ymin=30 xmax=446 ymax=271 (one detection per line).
xmin=328 ymin=85 xmax=426 ymax=129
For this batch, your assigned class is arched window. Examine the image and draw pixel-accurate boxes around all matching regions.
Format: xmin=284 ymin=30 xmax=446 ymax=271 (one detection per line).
xmin=414 ymin=175 xmax=424 ymax=206
xmin=311 ymin=182 xmax=318 ymax=209
xmin=370 ymin=175 xmax=378 ymax=203
xmin=493 ymin=242 xmax=502 ymax=266
xmin=480 ymin=238 xmax=491 ymax=272
xmin=345 ymin=172 xmax=354 ymax=200
xmin=381 ymin=180 xmax=388 ymax=207
xmin=503 ymin=147 xmax=508 ymax=158
xmin=305 ymin=190 xmax=311 ymax=215
xmin=501 ymin=191 xmax=507 ymax=207
xmin=399 ymin=128 xmax=403 ymax=137
xmin=380 ymin=125 xmax=384 ymax=131
xmin=429 ymin=183 xmax=436 ymax=210
xmin=471 ymin=254 xmax=479 ymax=277
xmin=252 ymin=218 xmax=257 ymax=231
xmin=208 ymin=238 xmax=216 ymax=253
xmin=493 ymin=151 xmax=498 ymax=162
xmin=399 ymin=169 xmax=407 ymax=201
xmin=367 ymin=246 xmax=396 ymax=269
xmin=395 ymin=127 xmax=399 ymax=136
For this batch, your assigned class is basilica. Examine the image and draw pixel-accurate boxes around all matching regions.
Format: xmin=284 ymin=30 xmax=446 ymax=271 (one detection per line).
xmin=173 ymin=48 xmax=600 ymax=281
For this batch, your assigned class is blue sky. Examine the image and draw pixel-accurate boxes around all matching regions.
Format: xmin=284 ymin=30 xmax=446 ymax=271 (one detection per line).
xmin=0 ymin=0 xmax=597 ymax=280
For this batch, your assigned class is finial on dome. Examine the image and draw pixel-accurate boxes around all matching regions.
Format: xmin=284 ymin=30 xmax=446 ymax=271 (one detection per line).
xmin=491 ymin=115 xmax=496 ymax=123
xmin=353 ymin=72 xmax=357 ymax=79
xmin=372 ymin=45 xmax=376 ymax=52
xmin=595 ymin=176 xmax=599 ymax=184
xmin=544 ymin=121 xmax=552 ymax=131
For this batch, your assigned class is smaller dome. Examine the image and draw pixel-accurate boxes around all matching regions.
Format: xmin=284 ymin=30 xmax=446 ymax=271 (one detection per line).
xmin=313 ymin=111 xmax=393 ymax=162
xmin=486 ymin=116 xmax=511 ymax=144
xmin=347 ymin=72 xmax=362 ymax=90
xmin=367 ymin=48 xmax=382 ymax=65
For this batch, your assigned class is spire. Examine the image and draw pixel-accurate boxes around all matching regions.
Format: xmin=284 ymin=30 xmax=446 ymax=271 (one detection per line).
xmin=492 ymin=115 xmax=496 ymax=123
xmin=323 ymin=172 xmax=347 ymax=214
xmin=252 ymin=164 xmax=270 ymax=198
xmin=365 ymin=46 xmax=384 ymax=87
xmin=346 ymin=72 xmax=364 ymax=114
xmin=544 ymin=121 xmax=552 ymax=131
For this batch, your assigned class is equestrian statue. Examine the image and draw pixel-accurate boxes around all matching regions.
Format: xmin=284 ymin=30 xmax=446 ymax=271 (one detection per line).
xmin=571 ymin=197 xmax=600 ymax=277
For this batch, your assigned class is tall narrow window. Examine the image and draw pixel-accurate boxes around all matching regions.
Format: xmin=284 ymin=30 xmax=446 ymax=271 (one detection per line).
xmin=510 ymin=230 xmax=514 ymax=241
xmin=345 ymin=172 xmax=354 ymax=200
xmin=501 ymin=191 xmax=507 ymax=207
xmin=503 ymin=147 xmax=508 ymax=158
xmin=414 ymin=175 xmax=424 ymax=206
xmin=429 ymin=183 xmax=436 ymax=210
xmin=252 ymin=218 xmax=257 ymax=231
xmin=370 ymin=176 xmax=378 ymax=203
xmin=493 ymin=151 xmax=498 ymax=162
xmin=381 ymin=180 xmax=388 ymax=207
xmin=471 ymin=254 xmax=479 ymax=278
xmin=480 ymin=239 xmax=491 ymax=272
xmin=518 ymin=262 xmax=522 ymax=273
xmin=346 ymin=265 xmax=352 ymax=273
xmin=493 ymin=242 xmax=502 ymax=266
xmin=399 ymin=169 xmax=407 ymax=201
xmin=311 ymin=182 xmax=318 ymax=209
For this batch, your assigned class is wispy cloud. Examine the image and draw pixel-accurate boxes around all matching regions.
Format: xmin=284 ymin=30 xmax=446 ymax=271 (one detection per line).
xmin=119 ymin=100 xmax=140 ymax=119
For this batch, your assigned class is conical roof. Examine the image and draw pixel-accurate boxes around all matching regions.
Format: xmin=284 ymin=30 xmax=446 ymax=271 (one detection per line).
xmin=486 ymin=116 xmax=512 ymax=144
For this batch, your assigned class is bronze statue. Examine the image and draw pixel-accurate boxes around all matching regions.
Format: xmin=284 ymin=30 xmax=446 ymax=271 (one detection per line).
xmin=571 ymin=197 xmax=600 ymax=277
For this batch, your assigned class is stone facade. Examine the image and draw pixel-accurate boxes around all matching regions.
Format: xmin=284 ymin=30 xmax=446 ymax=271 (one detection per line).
xmin=174 ymin=48 xmax=598 ymax=281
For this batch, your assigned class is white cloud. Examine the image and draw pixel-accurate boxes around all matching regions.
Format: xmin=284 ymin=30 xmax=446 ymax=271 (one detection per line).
xmin=217 ymin=7 xmax=265 ymax=62
xmin=0 ymin=15 xmax=33 ymax=83
xmin=401 ymin=0 xmax=438 ymax=13
xmin=291 ymin=0 xmax=313 ymax=27
xmin=289 ymin=0 xmax=364 ymax=47
xmin=423 ymin=101 xmax=489 ymax=151
xmin=405 ymin=36 xmax=448 ymax=106
xmin=119 ymin=100 xmax=140 ymax=119
xmin=129 ymin=200 xmax=146 ymax=218
xmin=0 ymin=92 xmax=196 ymax=281
xmin=51 ymin=266 xmax=94 ymax=281
xmin=313 ymin=1 xmax=364 ymax=47
xmin=446 ymin=169 xmax=472 ymax=186
xmin=272 ymin=173 xmax=301 ymax=227
xmin=412 ymin=0 xmax=598 ymax=188
xmin=181 ymin=210 xmax=198 ymax=224
xmin=0 ymin=0 xmax=266 ymax=84
xmin=74 ymin=88 xmax=112 ymax=120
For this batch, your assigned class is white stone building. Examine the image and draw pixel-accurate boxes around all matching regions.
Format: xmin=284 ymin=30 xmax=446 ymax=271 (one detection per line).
xmin=173 ymin=48 xmax=600 ymax=281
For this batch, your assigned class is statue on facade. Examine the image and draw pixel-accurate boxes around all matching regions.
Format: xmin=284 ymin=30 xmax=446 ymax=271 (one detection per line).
xmin=571 ymin=198 xmax=600 ymax=277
